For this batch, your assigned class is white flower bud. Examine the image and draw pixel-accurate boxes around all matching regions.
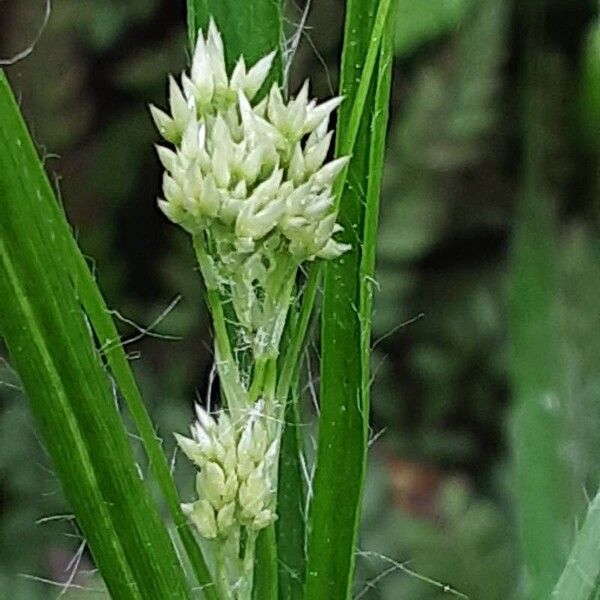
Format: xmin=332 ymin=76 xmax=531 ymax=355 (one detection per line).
xmin=304 ymin=192 xmax=334 ymax=220
xmin=211 ymin=146 xmax=231 ymax=188
xmin=262 ymin=439 xmax=280 ymax=471
xmin=235 ymin=169 xmax=284 ymax=240
xmin=239 ymin=146 xmax=264 ymax=184
xmin=163 ymin=172 xmax=183 ymax=203
xmin=288 ymin=143 xmax=306 ymax=185
xmin=155 ymin=145 xmax=178 ymax=173
xmin=236 ymin=421 xmax=255 ymax=479
xmin=206 ymin=19 xmax=228 ymax=91
xmin=180 ymin=120 xmax=206 ymax=162
xmin=220 ymin=195 xmax=244 ymax=226
xmin=217 ymin=502 xmax=236 ymax=534
xmin=190 ymin=36 xmax=215 ymax=106
xmin=150 ymin=105 xmax=179 ymax=143
xmin=157 ymin=198 xmax=182 ymax=225
xmin=199 ymin=173 xmax=222 ymax=218
xmin=174 ymin=433 xmax=205 ymax=467
xmin=253 ymin=95 xmax=268 ymax=118
xmin=201 ymin=461 xmax=227 ymax=506
xmin=312 ymin=156 xmax=349 ymax=188
xmin=232 ymin=179 xmax=247 ymax=199
xmin=267 ymin=84 xmax=287 ymax=132
xmin=222 ymin=474 xmax=238 ymax=504
xmin=303 ymin=96 xmax=343 ymax=134
xmin=316 ymin=238 xmax=351 ymax=260
xmin=230 ymin=57 xmax=247 ymax=93
xmin=242 ymin=52 xmax=275 ymax=98
xmin=195 ymin=404 xmax=217 ymax=432
xmin=286 ymin=81 xmax=309 ymax=138
xmin=191 ymin=422 xmax=215 ymax=459
xmin=313 ymin=212 xmax=338 ymax=248
xmin=304 ymin=131 xmax=333 ymax=174
xmin=169 ymin=76 xmax=193 ymax=133
xmin=189 ymin=499 xmax=218 ymax=539
xmin=217 ymin=412 xmax=235 ymax=448
xmin=222 ymin=445 xmax=238 ymax=475
xmin=249 ymin=420 xmax=267 ymax=463
xmin=236 ymin=199 xmax=284 ymax=241
xmin=251 ymin=509 xmax=275 ymax=530
xmin=239 ymin=467 xmax=267 ymax=517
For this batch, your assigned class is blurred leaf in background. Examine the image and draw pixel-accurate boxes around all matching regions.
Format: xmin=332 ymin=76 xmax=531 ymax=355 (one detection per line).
xmin=394 ymin=0 xmax=474 ymax=57
xmin=373 ymin=0 xmax=510 ymax=470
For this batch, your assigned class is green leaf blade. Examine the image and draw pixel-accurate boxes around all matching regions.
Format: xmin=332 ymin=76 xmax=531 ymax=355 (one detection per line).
xmin=276 ymin=389 xmax=307 ymax=600
xmin=509 ymin=11 xmax=576 ymax=597
xmin=552 ymin=487 xmax=600 ymax=600
xmin=304 ymin=1 xmax=395 ymax=598
xmin=0 ymin=70 xmax=194 ymax=600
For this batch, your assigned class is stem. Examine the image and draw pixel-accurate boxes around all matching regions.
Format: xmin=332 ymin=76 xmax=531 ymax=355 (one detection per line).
xmin=249 ymin=357 xmax=268 ymax=403
xmin=253 ymin=525 xmax=279 ymax=600
xmin=240 ymin=529 xmax=257 ymax=600
xmin=275 ymin=265 xmax=321 ymax=427
xmin=269 ymin=272 xmax=297 ymax=357
xmin=192 ymin=235 xmax=249 ymax=416
xmin=257 ymin=255 xmax=297 ymax=359
xmin=215 ymin=541 xmax=231 ymax=599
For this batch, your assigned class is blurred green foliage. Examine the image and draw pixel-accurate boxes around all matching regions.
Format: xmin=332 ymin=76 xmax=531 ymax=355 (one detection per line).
xmin=0 ymin=0 xmax=598 ymax=598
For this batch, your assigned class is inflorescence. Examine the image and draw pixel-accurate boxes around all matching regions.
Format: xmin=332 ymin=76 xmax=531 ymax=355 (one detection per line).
xmin=151 ymin=19 xmax=349 ymax=598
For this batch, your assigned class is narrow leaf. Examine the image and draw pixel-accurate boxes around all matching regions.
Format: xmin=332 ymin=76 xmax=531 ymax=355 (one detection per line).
xmin=2 ymin=70 xmax=216 ymax=597
xmin=276 ymin=382 xmax=307 ymax=600
xmin=509 ymin=9 xmax=575 ymax=597
xmin=0 ymin=71 xmax=193 ymax=600
xmin=552 ymin=486 xmax=600 ymax=600
xmin=304 ymin=1 xmax=395 ymax=599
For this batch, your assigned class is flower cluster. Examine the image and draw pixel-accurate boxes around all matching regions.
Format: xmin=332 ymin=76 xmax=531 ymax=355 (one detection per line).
xmin=175 ymin=404 xmax=277 ymax=539
xmin=150 ymin=19 xmax=349 ymax=263
xmin=157 ymin=21 xmax=352 ymax=557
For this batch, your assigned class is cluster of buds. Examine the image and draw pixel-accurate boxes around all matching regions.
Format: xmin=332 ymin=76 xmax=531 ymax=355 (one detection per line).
xmin=155 ymin=20 xmax=353 ymax=563
xmin=150 ymin=19 xmax=350 ymax=267
xmin=175 ymin=403 xmax=277 ymax=539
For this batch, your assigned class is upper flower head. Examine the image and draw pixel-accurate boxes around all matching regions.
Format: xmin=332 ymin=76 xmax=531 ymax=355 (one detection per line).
xmin=150 ymin=19 xmax=350 ymax=262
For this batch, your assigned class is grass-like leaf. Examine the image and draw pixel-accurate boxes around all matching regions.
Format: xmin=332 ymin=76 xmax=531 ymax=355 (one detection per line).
xmin=509 ymin=11 xmax=575 ymax=598
xmin=304 ymin=1 xmax=395 ymax=598
xmin=276 ymin=380 xmax=306 ymax=600
xmin=0 ymin=70 xmax=194 ymax=600
xmin=552 ymin=486 xmax=600 ymax=600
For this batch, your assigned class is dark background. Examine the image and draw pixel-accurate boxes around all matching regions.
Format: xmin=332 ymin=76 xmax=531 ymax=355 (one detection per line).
xmin=1 ymin=1 xmax=599 ymax=598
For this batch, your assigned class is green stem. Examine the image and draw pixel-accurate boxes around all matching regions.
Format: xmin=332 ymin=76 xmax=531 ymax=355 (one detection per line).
xmin=258 ymin=255 xmax=297 ymax=359
xmin=240 ymin=529 xmax=258 ymax=600
xmin=249 ymin=357 xmax=268 ymax=403
xmin=275 ymin=265 xmax=321 ymax=424
xmin=253 ymin=525 xmax=278 ymax=600
xmin=192 ymin=235 xmax=248 ymax=416
xmin=215 ymin=540 xmax=231 ymax=600
xmin=264 ymin=358 xmax=277 ymax=400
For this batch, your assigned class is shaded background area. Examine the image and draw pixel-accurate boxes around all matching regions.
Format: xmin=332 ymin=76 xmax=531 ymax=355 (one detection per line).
xmin=1 ymin=0 xmax=599 ymax=598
